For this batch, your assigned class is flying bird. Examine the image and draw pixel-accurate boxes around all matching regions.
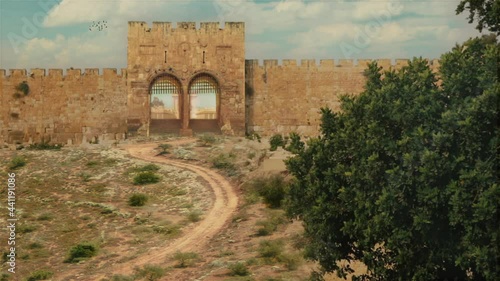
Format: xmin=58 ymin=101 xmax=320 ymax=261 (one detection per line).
xmin=89 ymin=20 xmax=108 ymax=32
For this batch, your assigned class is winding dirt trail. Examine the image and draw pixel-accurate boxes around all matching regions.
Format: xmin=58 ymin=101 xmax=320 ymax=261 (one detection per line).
xmin=61 ymin=139 xmax=239 ymax=280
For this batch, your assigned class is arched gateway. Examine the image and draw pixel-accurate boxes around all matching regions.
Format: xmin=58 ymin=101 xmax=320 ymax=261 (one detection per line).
xmin=149 ymin=74 xmax=182 ymax=134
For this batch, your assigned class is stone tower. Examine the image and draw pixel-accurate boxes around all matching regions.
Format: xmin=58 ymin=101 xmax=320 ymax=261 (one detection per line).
xmin=126 ymin=21 xmax=246 ymax=136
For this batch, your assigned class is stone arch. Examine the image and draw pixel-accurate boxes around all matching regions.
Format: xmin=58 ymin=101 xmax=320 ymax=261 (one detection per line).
xmin=188 ymin=73 xmax=221 ymax=132
xmin=148 ymin=73 xmax=183 ymax=134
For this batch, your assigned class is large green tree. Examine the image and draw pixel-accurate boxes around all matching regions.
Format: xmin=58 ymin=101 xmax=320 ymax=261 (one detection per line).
xmin=456 ymin=0 xmax=500 ymax=34
xmin=285 ymin=35 xmax=499 ymax=280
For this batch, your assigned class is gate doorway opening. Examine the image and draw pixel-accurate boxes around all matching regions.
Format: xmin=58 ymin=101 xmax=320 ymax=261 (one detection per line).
xmin=189 ymin=74 xmax=220 ymax=133
xmin=149 ymin=75 xmax=182 ymax=134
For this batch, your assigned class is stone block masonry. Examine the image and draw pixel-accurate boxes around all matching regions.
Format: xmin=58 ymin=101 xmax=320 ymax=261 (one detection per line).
xmin=0 ymin=21 xmax=441 ymax=145
xmin=0 ymin=68 xmax=128 ymax=145
xmin=245 ymin=58 xmax=440 ymax=136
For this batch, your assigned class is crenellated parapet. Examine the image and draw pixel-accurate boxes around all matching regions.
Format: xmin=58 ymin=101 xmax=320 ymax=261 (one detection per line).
xmin=245 ymin=58 xmax=440 ymax=71
xmin=0 ymin=68 xmax=128 ymax=81
xmin=128 ymin=21 xmax=244 ymax=38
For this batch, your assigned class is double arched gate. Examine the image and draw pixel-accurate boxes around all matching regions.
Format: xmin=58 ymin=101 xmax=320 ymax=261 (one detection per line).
xmin=149 ymin=73 xmax=220 ymax=134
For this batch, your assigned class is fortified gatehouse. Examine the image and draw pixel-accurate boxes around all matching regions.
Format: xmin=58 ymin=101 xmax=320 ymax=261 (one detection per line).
xmin=0 ymin=22 xmax=440 ymax=145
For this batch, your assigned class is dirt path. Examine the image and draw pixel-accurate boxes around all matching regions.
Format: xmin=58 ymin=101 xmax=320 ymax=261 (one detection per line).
xmin=60 ymin=139 xmax=239 ymax=280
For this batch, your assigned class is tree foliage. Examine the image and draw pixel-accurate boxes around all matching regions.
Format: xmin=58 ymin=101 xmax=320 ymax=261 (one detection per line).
xmin=456 ymin=0 xmax=500 ymax=34
xmin=285 ymin=35 xmax=499 ymax=280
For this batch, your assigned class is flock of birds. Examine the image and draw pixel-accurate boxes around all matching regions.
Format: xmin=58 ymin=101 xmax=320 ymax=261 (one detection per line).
xmin=89 ymin=21 xmax=108 ymax=31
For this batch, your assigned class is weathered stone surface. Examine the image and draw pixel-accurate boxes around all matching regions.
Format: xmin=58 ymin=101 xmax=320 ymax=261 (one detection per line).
xmin=0 ymin=22 xmax=440 ymax=143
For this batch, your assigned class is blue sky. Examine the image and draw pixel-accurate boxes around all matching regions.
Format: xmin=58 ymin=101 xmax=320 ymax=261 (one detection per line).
xmin=0 ymin=0 xmax=483 ymax=70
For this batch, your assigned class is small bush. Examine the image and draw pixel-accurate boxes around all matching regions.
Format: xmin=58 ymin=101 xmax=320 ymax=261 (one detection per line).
xmin=279 ymin=252 xmax=302 ymax=270
xmin=18 ymin=224 xmax=36 ymax=234
xmin=79 ymin=172 xmax=92 ymax=182
xmin=269 ymin=134 xmax=287 ymax=151
xmin=152 ymin=223 xmax=181 ymax=238
xmin=37 ymin=213 xmax=53 ymax=221
xmin=26 ymin=269 xmax=53 ymax=281
xmin=187 ymin=209 xmax=203 ymax=222
xmin=128 ymin=193 xmax=148 ymax=206
xmin=157 ymin=143 xmax=172 ymax=155
xmin=211 ymin=153 xmax=236 ymax=170
xmin=255 ymin=220 xmax=278 ymax=236
xmin=258 ymin=240 xmax=284 ymax=259
xmin=28 ymin=242 xmax=43 ymax=249
xmin=86 ymin=160 xmax=99 ymax=167
xmin=134 ymin=264 xmax=165 ymax=281
xmin=133 ymin=171 xmax=160 ymax=185
xmin=251 ymin=174 xmax=288 ymax=208
xmin=16 ymin=81 xmax=30 ymax=96
xmin=9 ymin=156 xmax=26 ymax=170
xmin=127 ymin=164 xmax=161 ymax=174
xmin=111 ymin=274 xmax=134 ymax=281
xmin=139 ymin=164 xmax=160 ymax=172
xmin=27 ymin=143 xmax=62 ymax=150
xmin=13 ymin=93 xmax=23 ymax=99
xmin=229 ymin=262 xmax=250 ymax=276
xmin=284 ymin=132 xmax=304 ymax=154
xmin=65 ymin=242 xmax=98 ymax=263
xmin=173 ymin=251 xmax=199 ymax=268
xmin=198 ymin=134 xmax=217 ymax=146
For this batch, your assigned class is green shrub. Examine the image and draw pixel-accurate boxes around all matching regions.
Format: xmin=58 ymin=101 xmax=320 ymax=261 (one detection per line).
xmin=187 ymin=209 xmax=203 ymax=222
xmin=279 ymin=252 xmax=302 ymax=270
xmin=258 ymin=240 xmax=284 ymax=259
xmin=79 ymin=172 xmax=92 ymax=182
xmin=198 ymin=134 xmax=217 ymax=146
xmin=211 ymin=153 xmax=238 ymax=176
xmin=269 ymin=134 xmax=287 ymax=151
xmin=110 ymin=274 xmax=134 ymax=281
xmin=26 ymin=269 xmax=53 ymax=281
xmin=16 ymin=81 xmax=30 ymax=96
xmin=9 ymin=156 xmax=26 ymax=170
xmin=86 ymin=160 xmax=99 ymax=167
xmin=134 ymin=264 xmax=165 ymax=281
xmin=252 ymin=174 xmax=288 ymax=208
xmin=284 ymin=132 xmax=304 ymax=154
xmin=27 ymin=143 xmax=62 ymax=150
xmin=157 ymin=143 xmax=172 ymax=155
xmin=37 ymin=213 xmax=54 ymax=221
xmin=211 ymin=153 xmax=236 ymax=169
xmin=128 ymin=193 xmax=148 ymax=206
xmin=65 ymin=242 xmax=98 ymax=263
xmin=18 ymin=224 xmax=36 ymax=234
xmin=173 ymin=251 xmax=199 ymax=268
xmin=139 ymin=164 xmax=160 ymax=172
xmin=28 ymin=242 xmax=43 ymax=249
xmin=152 ymin=223 xmax=181 ymax=238
xmin=229 ymin=262 xmax=250 ymax=276
xmin=127 ymin=164 xmax=161 ymax=174
xmin=255 ymin=220 xmax=278 ymax=236
xmin=247 ymin=151 xmax=256 ymax=159
xmin=133 ymin=171 xmax=160 ymax=185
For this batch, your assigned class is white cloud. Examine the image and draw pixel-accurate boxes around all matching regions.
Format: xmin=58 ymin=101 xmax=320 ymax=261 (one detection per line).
xmin=0 ymin=0 xmax=483 ymax=70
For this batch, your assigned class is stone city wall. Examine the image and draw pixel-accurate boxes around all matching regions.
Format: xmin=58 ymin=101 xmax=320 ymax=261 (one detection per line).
xmin=245 ymin=58 xmax=440 ymax=136
xmin=0 ymin=68 xmax=128 ymax=145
